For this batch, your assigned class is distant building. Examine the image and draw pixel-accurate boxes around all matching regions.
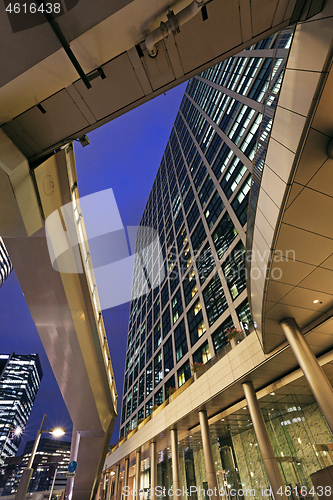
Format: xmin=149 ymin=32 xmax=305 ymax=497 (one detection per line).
xmin=2 ymin=438 xmax=70 ymax=495
xmin=0 ymin=239 xmax=12 ymax=289
xmin=0 ymin=353 xmax=43 ymax=461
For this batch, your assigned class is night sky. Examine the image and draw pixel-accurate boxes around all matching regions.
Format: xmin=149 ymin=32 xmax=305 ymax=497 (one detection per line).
xmin=0 ymin=82 xmax=187 ymax=452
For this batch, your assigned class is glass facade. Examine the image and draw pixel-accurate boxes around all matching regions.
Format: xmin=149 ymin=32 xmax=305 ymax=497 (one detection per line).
xmin=0 ymin=353 xmax=43 ymax=462
xmin=120 ymin=30 xmax=293 ymax=437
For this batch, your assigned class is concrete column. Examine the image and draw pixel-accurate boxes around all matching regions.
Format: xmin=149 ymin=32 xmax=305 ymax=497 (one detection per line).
xmin=170 ymin=429 xmax=181 ymax=493
xmin=123 ymin=458 xmax=130 ymax=500
xmin=150 ymin=441 xmax=157 ymax=500
xmin=103 ymin=472 xmax=107 ymax=500
xmin=107 ymin=472 xmax=113 ymax=500
xmin=280 ymin=318 xmax=333 ymax=433
xmin=113 ymin=464 xmax=120 ymax=500
xmin=198 ymin=410 xmax=220 ymax=500
xmin=135 ymin=450 xmax=141 ymax=500
xmin=243 ymin=382 xmax=287 ymax=500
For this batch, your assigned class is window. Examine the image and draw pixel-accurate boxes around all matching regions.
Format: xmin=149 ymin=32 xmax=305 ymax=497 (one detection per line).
xmin=193 ymin=341 xmax=211 ymax=364
xmin=172 ymin=288 xmax=183 ymax=324
xmin=193 ymin=163 xmax=207 ymax=191
xmin=154 ymin=323 xmax=161 ymax=351
xmin=187 ymin=202 xmax=200 ymax=232
xmin=177 ymin=226 xmax=188 ymax=252
xmin=231 ymin=175 xmax=251 ymax=226
xmin=206 ymin=133 xmax=223 ymax=165
xmin=212 ymin=316 xmax=234 ymax=354
xmin=187 ymin=300 xmax=206 ymax=346
xmin=132 ymin=382 xmax=138 ymax=412
xmin=138 ymin=406 xmax=144 ymax=422
xmin=140 ymin=346 xmax=145 ymax=372
xmin=223 ymin=241 xmax=246 ymax=299
xmin=162 ymin=307 xmax=171 ymax=338
xmin=163 ymin=336 xmax=174 ymax=376
xmin=146 ymin=363 xmax=153 ymax=396
xmin=170 ymin=264 xmax=180 ymax=295
xmin=147 ymin=310 xmax=152 ymax=333
xmin=199 ymin=176 xmax=214 ymax=208
xmin=183 ymin=187 xmax=194 ymax=214
xmin=154 ymin=350 xmax=162 ymax=387
xmin=212 ymin=143 xmax=232 ymax=180
xmin=147 ymin=334 xmax=152 ymax=361
xmin=177 ymin=361 xmax=191 ymax=387
xmin=203 ymin=273 xmax=228 ymax=326
xmin=140 ymin=324 xmax=146 ymax=345
xmin=196 ymin=243 xmax=215 ymax=285
xmin=145 ymin=398 xmax=153 ymax=417
xmin=134 ymin=357 xmax=139 ymax=381
xmin=183 ymin=268 xmax=198 ymax=306
xmin=212 ymin=213 xmax=238 ymax=259
xmin=236 ymin=299 xmax=253 ymax=332
xmin=220 ymin=158 xmax=248 ymax=199
xmin=190 ymin=220 xmax=206 ymax=254
xmin=204 ymin=191 xmax=224 ymax=229
xmin=174 ymin=319 xmax=188 ymax=362
xmin=154 ymin=388 xmax=163 ymax=406
xmin=161 ymin=282 xmax=169 ymax=310
xmin=139 ymin=373 xmax=145 ymax=405
xmin=126 ymin=391 xmax=132 ymax=419
xmin=180 ymin=244 xmax=192 ymax=276
xmin=165 ymin=375 xmax=175 ymax=399
xmin=175 ymin=209 xmax=184 ymax=234
xmin=153 ymin=297 xmax=160 ymax=323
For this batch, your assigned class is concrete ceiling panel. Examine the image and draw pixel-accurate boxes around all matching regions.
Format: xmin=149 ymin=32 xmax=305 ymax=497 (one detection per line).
xmin=14 ymin=89 xmax=89 ymax=150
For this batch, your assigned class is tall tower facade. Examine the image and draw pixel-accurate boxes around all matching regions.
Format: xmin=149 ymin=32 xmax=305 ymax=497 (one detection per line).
xmin=120 ymin=30 xmax=293 ymax=438
xmin=0 ymin=238 xmax=12 ymax=289
xmin=0 ymin=353 xmax=43 ymax=461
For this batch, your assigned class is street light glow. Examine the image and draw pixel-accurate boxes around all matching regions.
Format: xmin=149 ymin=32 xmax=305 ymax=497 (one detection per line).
xmin=14 ymin=426 xmax=22 ymax=436
xmin=49 ymin=427 xmax=66 ymax=437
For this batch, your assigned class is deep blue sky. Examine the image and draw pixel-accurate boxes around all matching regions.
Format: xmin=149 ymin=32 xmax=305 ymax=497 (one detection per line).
xmin=0 ymin=82 xmax=187 ymax=452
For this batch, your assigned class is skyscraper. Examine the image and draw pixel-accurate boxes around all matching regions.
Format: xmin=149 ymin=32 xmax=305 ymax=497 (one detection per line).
xmin=0 ymin=353 xmax=43 ymax=461
xmin=3 ymin=437 xmax=71 ymax=495
xmin=120 ymin=30 xmax=293 ymax=437
xmin=0 ymin=238 xmax=12 ymax=289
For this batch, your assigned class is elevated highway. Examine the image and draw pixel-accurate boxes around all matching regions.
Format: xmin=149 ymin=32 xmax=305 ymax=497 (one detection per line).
xmin=0 ymin=0 xmax=324 ymax=164
xmin=0 ymin=134 xmax=117 ymax=500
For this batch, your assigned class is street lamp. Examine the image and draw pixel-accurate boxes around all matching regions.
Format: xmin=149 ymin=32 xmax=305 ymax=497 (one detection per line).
xmin=15 ymin=415 xmax=66 ymax=500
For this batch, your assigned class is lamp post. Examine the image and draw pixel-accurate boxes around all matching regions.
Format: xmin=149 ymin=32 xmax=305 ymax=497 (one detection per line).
xmin=15 ymin=414 xmax=66 ymax=500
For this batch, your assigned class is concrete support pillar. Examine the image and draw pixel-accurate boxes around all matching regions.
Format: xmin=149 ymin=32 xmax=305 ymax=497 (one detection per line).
xmin=280 ymin=318 xmax=333 ymax=433
xmin=113 ymin=464 xmax=120 ymax=500
xmin=103 ymin=472 xmax=107 ymax=500
xmin=150 ymin=441 xmax=157 ymax=500
xmin=170 ymin=429 xmax=181 ymax=493
xmin=198 ymin=410 xmax=220 ymax=500
xmin=123 ymin=458 xmax=130 ymax=500
xmin=243 ymin=382 xmax=287 ymax=500
xmin=107 ymin=472 xmax=113 ymax=500
xmin=135 ymin=450 xmax=141 ymax=500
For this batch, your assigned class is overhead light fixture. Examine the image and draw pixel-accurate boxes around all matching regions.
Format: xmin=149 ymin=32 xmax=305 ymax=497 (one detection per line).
xmin=78 ymin=135 xmax=90 ymax=147
xmin=271 ymin=392 xmax=275 ymax=396
xmin=313 ymin=299 xmax=319 ymax=303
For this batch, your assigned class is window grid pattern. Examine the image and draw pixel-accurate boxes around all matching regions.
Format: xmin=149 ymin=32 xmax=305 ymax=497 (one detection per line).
xmin=120 ymin=30 xmax=290 ymax=436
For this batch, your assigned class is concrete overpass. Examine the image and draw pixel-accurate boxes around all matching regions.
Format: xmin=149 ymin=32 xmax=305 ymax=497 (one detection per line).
xmin=0 ymin=135 xmax=118 ymax=500
xmin=0 ymin=0 xmax=324 ymax=164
